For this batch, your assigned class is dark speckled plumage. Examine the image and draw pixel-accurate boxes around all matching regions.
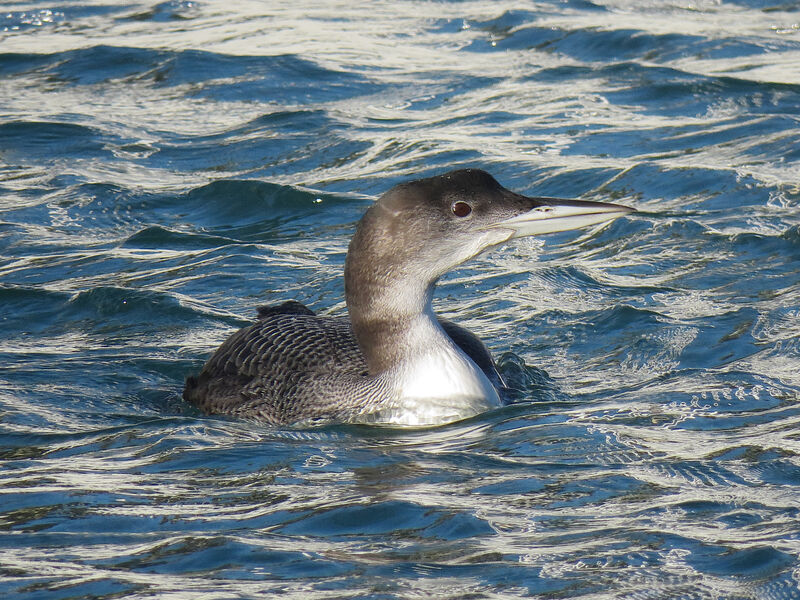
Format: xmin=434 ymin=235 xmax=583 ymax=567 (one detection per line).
xmin=184 ymin=300 xmax=504 ymax=424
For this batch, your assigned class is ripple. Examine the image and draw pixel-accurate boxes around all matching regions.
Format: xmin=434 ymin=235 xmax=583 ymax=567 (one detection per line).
xmin=0 ymin=121 xmax=114 ymax=161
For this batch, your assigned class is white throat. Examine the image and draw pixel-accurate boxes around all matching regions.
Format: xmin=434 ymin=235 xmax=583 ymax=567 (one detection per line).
xmin=368 ymin=309 xmax=502 ymax=426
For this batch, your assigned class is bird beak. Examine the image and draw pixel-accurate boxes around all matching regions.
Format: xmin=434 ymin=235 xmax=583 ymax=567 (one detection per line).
xmin=491 ymin=197 xmax=636 ymax=238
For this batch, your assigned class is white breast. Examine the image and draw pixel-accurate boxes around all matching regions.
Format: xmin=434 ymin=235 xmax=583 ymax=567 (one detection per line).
xmin=374 ymin=346 xmax=502 ymax=427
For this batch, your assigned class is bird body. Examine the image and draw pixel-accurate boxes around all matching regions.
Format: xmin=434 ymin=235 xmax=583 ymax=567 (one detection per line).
xmin=184 ymin=169 xmax=634 ymax=426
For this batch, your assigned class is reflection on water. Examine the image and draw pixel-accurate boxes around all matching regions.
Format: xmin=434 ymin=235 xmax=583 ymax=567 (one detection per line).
xmin=1 ymin=0 xmax=800 ymax=598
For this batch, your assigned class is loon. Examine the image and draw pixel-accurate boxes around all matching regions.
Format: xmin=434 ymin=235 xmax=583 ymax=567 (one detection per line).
xmin=184 ymin=169 xmax=634 ymax=426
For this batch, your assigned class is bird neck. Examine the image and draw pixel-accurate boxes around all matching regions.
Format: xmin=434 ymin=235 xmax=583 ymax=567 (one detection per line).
xmin=346 ymin=272 xmax=438 ymax=374
xmin=344 ymin=247 xmax=502 ymax=425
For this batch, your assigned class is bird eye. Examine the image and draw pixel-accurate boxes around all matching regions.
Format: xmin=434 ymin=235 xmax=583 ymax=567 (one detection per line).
xmin=451 ymin=201 xmax=472 ymax=217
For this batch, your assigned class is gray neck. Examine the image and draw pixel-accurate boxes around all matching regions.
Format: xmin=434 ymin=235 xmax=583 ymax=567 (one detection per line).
xmin=345 ymin=267 xmax=438 ymax=374
xmin=344 ymin=262 xmax=502 ymax=425
xmin=344 ymin=200 xmax=441 ymax=374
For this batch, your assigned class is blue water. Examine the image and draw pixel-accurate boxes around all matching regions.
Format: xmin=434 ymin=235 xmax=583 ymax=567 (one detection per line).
xmin=2 ymin=1 xmax=800 ymax=598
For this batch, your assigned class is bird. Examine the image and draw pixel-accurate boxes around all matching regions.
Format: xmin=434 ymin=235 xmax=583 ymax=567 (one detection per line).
xmin=184 ymin=169 xmax=634 ymax=426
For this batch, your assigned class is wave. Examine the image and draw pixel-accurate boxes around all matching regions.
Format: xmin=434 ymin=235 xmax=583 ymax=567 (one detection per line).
xmin=1 ymin=45 xmax=382 ymax=103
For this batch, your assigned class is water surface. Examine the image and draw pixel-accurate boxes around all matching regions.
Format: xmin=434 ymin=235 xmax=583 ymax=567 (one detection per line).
xmin=1 ymin=1 xmax=800 ymax=598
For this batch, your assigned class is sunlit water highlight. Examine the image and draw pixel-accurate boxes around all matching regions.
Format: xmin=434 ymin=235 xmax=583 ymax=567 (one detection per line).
xmin=1 ymin=1 xmax=799 ymax=598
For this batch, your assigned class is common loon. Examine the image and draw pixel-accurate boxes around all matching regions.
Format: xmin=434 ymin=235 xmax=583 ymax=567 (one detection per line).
xmin=184 ymin=169 xmax=634 ymax=426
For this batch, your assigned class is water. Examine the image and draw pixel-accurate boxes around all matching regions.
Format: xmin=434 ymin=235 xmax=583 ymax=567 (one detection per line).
xmin=1 ymin=0 xmax=800 ymax=597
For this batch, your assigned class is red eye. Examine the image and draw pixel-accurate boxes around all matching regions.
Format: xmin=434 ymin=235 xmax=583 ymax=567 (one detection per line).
xmin=451 ymin=201 xmax=472 ymax=217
